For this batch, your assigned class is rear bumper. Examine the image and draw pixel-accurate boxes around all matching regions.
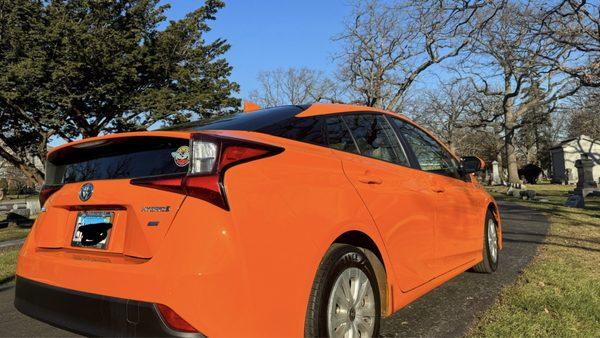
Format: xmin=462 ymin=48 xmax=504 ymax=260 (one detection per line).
xmin=14 ymin=276 xmax=204 ymax=337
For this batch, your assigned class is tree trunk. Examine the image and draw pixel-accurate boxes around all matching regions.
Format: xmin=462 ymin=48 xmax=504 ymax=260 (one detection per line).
xmin=504 ymin=132 xmax=520 ymax=183
xmin=0 ymin=144 xmax=45 ymax=186
xmin=18 ymin=163 xmax=45 ymax=186
xmin=503 ymin=76 xmax=521 ymax=184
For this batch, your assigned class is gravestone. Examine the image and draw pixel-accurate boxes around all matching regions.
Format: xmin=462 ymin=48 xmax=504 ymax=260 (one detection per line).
xmin=565 ymin=154 xmax=600 ymax=207
xmin=492 ymin=161 xmax=502 ymax=185
xmin=573 ymin=154 xmax=599 ymax=197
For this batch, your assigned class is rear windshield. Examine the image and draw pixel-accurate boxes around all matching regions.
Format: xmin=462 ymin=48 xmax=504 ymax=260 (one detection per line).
xmin=46 ymin=137 xmax=189 ymax=185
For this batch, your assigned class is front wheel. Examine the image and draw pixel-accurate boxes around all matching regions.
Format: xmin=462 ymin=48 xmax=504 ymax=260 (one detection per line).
xmin=472 ymin=210 xmax=499 ymax=273
xmin=305 ymin=244 xmax=380 ymax=337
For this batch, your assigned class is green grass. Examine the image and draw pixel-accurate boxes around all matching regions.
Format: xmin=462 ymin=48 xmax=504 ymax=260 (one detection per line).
xmin=0 ymin=248 xmax=19 ymax=284
xmin=0 ymin=223 xmax=31 ymax=242
xmin=469 ymin=184 xmax=600 ymax=337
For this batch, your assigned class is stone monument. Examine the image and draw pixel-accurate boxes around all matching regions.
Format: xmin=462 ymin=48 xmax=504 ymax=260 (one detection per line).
xmin=492 ymin=161 xmax=502 ymax=185
xmin=574 ymin=154 xmax=599 ymax=197
xmin=565 ymin=154 xmax=600 ymax=208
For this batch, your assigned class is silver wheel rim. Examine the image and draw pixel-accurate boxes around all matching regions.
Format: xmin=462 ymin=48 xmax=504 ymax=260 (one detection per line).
xmin=327 ymin=267 xmax=376 ymax=338
xmin=488 ymin=219 xmax=498 ymax=263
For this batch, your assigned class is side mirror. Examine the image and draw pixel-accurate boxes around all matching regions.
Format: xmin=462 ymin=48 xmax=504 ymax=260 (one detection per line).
xmin=461 ymin=156 xmax=486 ymax=174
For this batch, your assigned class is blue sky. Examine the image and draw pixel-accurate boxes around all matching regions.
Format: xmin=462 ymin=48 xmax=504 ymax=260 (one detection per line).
xmin=161 ymin=1 xmax=353 ymax=99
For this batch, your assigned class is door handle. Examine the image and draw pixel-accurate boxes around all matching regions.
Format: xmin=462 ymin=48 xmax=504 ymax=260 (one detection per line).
xmin=432 ymin=187 xmax=445 ymax=193
xmin=358 ymin=176 xmax=383 ymax=185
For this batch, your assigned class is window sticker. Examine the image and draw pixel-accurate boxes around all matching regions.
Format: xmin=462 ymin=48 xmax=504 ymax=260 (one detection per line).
xmin=171 ymin=146 xmax=190 ymax=167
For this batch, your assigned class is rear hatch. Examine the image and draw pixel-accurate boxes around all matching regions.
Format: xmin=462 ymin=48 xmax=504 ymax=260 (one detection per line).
xmin=36 ymin=132 xmax=191 ymax=259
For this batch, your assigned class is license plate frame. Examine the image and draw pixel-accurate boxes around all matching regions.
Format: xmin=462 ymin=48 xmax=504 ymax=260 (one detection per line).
xmin=71 ymin=211 xmax=114 ymax=249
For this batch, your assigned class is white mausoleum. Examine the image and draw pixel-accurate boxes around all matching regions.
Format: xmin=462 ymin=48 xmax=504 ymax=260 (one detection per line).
xmin=550 ymin=135 xmax=600 ymax=184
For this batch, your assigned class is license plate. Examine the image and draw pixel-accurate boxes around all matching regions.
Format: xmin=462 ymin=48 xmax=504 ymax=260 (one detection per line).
xmin=71 ymin=211 xmax=114 ymax=249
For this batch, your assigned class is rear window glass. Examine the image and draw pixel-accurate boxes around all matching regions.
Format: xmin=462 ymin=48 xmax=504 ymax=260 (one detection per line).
xmin=46 ymin=137 xmax=189 ymax=184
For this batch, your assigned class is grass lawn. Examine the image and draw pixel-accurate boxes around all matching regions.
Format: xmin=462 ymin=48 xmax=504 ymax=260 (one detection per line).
xmin=0 ymin=222 xmax=31 ymax=242
xmin=469 ymin=184 xmax=600 ymax=337
xmin=0 ymin=248 xmax=19 ymax=284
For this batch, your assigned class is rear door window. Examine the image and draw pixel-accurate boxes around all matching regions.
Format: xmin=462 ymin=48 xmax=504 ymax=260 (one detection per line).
xmin=391 ymin=119 xmax=462 ymax=179
xmin=324 ymin=116 xmax=359 ymax=154
xmin=342 ymin=114 xmax=410 ymax=166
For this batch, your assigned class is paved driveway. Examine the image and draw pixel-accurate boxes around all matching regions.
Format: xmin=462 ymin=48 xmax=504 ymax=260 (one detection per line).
xmin=0 ymin=200 xmax=548 ymax=337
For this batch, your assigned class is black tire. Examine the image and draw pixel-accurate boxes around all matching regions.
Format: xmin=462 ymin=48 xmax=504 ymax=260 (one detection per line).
xmin=472 ymin=210 xmax=499 ymax=273
xmin=304 ymin=244 xmax=381 ymax=337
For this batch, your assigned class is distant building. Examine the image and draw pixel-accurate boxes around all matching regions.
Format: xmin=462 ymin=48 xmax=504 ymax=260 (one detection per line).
xmin=550 ymin=135 xmax=600 ymax=184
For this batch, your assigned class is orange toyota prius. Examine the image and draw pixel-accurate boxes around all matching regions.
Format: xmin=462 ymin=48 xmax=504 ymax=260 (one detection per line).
xmin=15 ymin=103 xmax=501 ymax=337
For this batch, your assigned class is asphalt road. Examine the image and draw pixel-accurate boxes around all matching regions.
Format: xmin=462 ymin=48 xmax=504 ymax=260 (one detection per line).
xmin=0 ymin=200 xmax=548 ymax=337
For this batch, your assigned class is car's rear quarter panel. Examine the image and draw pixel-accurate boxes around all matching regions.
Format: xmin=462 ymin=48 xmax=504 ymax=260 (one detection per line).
xmin=206 ymin=131 xmax=392 ymax=336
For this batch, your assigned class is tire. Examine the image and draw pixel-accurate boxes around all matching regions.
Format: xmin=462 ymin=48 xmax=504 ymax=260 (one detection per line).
xmin=304 ymin=244 xmax=381 ymax=338
xmin=472 ymin=210 xmax=499 ymax=273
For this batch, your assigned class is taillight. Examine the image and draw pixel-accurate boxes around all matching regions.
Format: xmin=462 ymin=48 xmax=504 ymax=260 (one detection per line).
xmin=131 ymin=133 xmax=283 ymax=210
xmin=39 ymin=184 xmax=63 ymax=207
xmin=155 ymin=304 xmax=197 ymax=333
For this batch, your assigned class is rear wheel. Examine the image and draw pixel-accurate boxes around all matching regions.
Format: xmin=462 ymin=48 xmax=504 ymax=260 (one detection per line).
xmin=472 ymin=210 xmax=499 ymax=273
xmin=305 ymin=244 xmax=380 ymax=337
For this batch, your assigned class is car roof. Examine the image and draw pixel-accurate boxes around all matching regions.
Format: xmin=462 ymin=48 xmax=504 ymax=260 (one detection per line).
xmin=172 ymin=103 xmax=416 ymax=131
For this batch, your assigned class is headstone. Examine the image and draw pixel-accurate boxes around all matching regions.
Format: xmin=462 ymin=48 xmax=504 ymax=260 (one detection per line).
xmin=573 ymin=153 xmax=599 ymax=197
xmin=26 ymin=200 xmax=41 ymax=215
xmin=491 ymin=161 xmax=502 ymax=185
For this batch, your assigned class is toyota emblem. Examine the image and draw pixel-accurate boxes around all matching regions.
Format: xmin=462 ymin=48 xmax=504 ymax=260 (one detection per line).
xmin=79 ymin=183 xmax=94 ymax=202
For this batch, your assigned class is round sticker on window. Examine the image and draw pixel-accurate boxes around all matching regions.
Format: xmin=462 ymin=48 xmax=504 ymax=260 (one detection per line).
xmin=171 ymin=146 xmax=190 ymax=167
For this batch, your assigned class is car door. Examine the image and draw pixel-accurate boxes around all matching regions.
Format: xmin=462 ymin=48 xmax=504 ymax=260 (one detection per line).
xmin=324 ymin=113 xmax=439 ymax=291
xmin=390 ymin=118 xmax=481 ymax=274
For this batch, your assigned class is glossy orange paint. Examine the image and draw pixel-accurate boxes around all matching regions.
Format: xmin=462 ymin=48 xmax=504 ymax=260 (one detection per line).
xmin=17 ymin=104 xmax=502 ymax=336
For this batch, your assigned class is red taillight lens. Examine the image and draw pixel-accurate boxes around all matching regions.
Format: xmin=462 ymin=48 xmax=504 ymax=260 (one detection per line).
xmin=131 ymin=134 xmax=283 ymax=210
xmin=155 ymin=304 xmax=197 ymax=333
xmin=219 ymin=145 xmax=270 ymax=170
xmin=39 ymin=184 xmax=63 ymax=207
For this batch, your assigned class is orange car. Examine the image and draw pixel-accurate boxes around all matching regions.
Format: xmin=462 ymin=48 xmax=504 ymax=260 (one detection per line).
xmin=15 ymin=103 xmax=501 ymax=337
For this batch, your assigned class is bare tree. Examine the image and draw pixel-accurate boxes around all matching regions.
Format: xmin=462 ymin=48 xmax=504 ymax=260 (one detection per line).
xmin=334 ymin=0 xmax=505 ymax=111
xmin=249 ymin=67 xmax=340 ymax=107
xmin=456 ymin=1 xmax=577 ymax=183
xmin=536 ymin=0 xmax=600 ymax=87
xmin=410 ymin=82 xmax=480 ymax=152
xmin=408 ymin=81 xmax=505 ymax=165
xmin=566 ymin=87 xmax=600 ymax=139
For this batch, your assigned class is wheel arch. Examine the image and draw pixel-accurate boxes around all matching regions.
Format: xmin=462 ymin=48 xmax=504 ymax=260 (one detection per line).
xmin=332 ymin=231 xmax=390 ymax=316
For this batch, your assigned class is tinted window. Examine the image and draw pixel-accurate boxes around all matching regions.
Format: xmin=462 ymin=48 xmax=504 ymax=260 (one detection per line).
xmin=47 ymin=137 xmax=190 ymax=184
xmin=391 ymin=119 xmax=461 ymax=178
xmin=324 ymin=116 xmax=359 ymax=153
xmin=343 ymin=114 xmax=409 ymax=166
xmin=178 ymin=105 xmax=307 ymax=132
xmin=257 ymin=116 xmax=326 ymax=146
